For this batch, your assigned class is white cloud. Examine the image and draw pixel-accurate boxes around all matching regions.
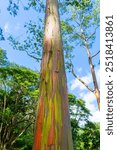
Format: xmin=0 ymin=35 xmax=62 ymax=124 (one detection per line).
xmin=79 ymin=91 xmax=100 ymax=122
xmin=4 ymin=23 xmax=10 ymax=33
xmin=70 ymin=78 xmax=84 ymax=91
xmin=79 ymin=91 xmax=99 ymax=122
xmin=80 ymin=92 xmax=95 ymax=103
xmin=70 ymin=66 xmax=100 ymax=91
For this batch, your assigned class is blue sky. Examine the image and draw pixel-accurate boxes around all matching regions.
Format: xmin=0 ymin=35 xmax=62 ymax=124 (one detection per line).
xmin=0 ymin=0 xmax=100 ymax=122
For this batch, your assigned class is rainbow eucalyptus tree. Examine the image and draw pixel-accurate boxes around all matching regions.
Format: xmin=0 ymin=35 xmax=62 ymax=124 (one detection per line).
xmin=33 ymin=0 xmax=73 ymax=149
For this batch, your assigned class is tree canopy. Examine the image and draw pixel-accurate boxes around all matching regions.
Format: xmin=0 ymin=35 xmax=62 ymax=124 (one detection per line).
xmin=0 ymin=49 xmax=39 ymax=149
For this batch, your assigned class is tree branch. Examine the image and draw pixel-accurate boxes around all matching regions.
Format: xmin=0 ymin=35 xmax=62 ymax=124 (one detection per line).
xmin=71 ymin=64 xmax=94 ymax=93
xmin=75 ymin=20 xmax=81 ymax=26
xmin=91 ymin=51 xmax=100 ymax=59
xmin=11 ymin=123 xmax=32 ymax=146
xmin=24 ymin=50 xmax=42 ymax=61
xmin=87 ymin=25 xmax=99 ymax=41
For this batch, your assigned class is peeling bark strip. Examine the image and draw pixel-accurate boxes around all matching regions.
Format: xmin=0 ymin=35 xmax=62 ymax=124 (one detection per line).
xmin=33 ymin=0 xmax=73 ymax=149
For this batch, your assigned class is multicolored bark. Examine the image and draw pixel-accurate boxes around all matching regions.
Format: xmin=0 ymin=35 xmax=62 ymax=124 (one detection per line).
xmin=33 ymin=0 xmax=73 ymax=149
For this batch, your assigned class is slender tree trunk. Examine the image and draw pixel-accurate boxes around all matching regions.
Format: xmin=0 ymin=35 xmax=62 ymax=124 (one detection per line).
xmin=85 ymin=45 xmax=100 ymax=110
xmin=33 ymin=0 xmax=73 ymax=149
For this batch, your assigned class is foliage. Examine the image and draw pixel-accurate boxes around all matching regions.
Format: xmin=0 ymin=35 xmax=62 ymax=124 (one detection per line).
xmin=61 ymin=0 xmax=100 ymax=110
xmin=7 ymin=0 xmax=19 ymax=17
xmin=7 ymin=0 xmax=45 ymax=14
xmin=64 ymin=0 xmax=100 ymax=45
xmin=0 ymin=0 xmax=100 ymax=67
xmin=0 ymin=50 xmax=39 ymax=149
xmin=81 ymin=121 xmax=100 ymax=150
xmin=69 ymin=94 xmax=91 ymax=126
xmin=0 ymin=48 xmax=8 ymax=66
xmin=0 ymin=28 xmax=5 ymax=40
xmin=13 ymin=128 xmax=34 ymax=150
xmin=68 ymin=94 xmax=100 ymax=150
xmin=7 ymin=0 xmax=45 ymax=62
xmin=61 ymin=0 xmax=100 ymax=70
xmin=8 ymin=20 xmax=43 ymax=62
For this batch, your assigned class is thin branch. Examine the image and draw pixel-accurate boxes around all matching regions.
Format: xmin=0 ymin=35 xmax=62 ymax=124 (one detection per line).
xmin=11 ymin=123 xmax=32 ymax=146
xmin=87 ymin=25 xmax=99 ymax=41
xmin=75 ymin=32 xmax=84 ymax=40
xmin=75 ymin=20 xmax=81 ymax=26
xmin=25 ymin=50 xmax=42 ymax=61
xmin=91 ymin=51 xmax=100 ymax=59
xmin=74 ymin=20 xmax=86 ymax=41
xmin=71 ymin=63 xmax=94 ymax=93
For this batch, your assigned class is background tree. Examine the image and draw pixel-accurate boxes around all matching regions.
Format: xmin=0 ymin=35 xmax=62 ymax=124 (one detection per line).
xmin=69 ymin=94 xmax=100 ymax=150
xmin=0 ymin=48 xmax=8 ymax=66
xmin=0 ymin=49 xmax=39 ymax=149
xmin=81 ymin=121 xmax=100 ymax=150
xmin=61 ymin=0 xmax=100 ymax=109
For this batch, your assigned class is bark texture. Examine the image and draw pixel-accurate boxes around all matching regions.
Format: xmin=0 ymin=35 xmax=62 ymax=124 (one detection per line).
xmin=33 ymin=0 xmax=73 ymax=149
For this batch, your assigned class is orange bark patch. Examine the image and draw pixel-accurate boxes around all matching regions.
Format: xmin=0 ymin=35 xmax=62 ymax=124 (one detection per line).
xmin=33 ymin=97 xmax=44 ymax=150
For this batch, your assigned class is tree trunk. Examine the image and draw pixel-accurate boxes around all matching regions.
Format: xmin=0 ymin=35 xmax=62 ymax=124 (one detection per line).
xmin=85 ymin=45 xmax=100 ymax=110
xmin=0 ymin=144 xmax=7 ymax=150
xmin=33 ymin=0 xmax=73 ymax=149
xmin=94 ymin=89 xmax=100 ymax=110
